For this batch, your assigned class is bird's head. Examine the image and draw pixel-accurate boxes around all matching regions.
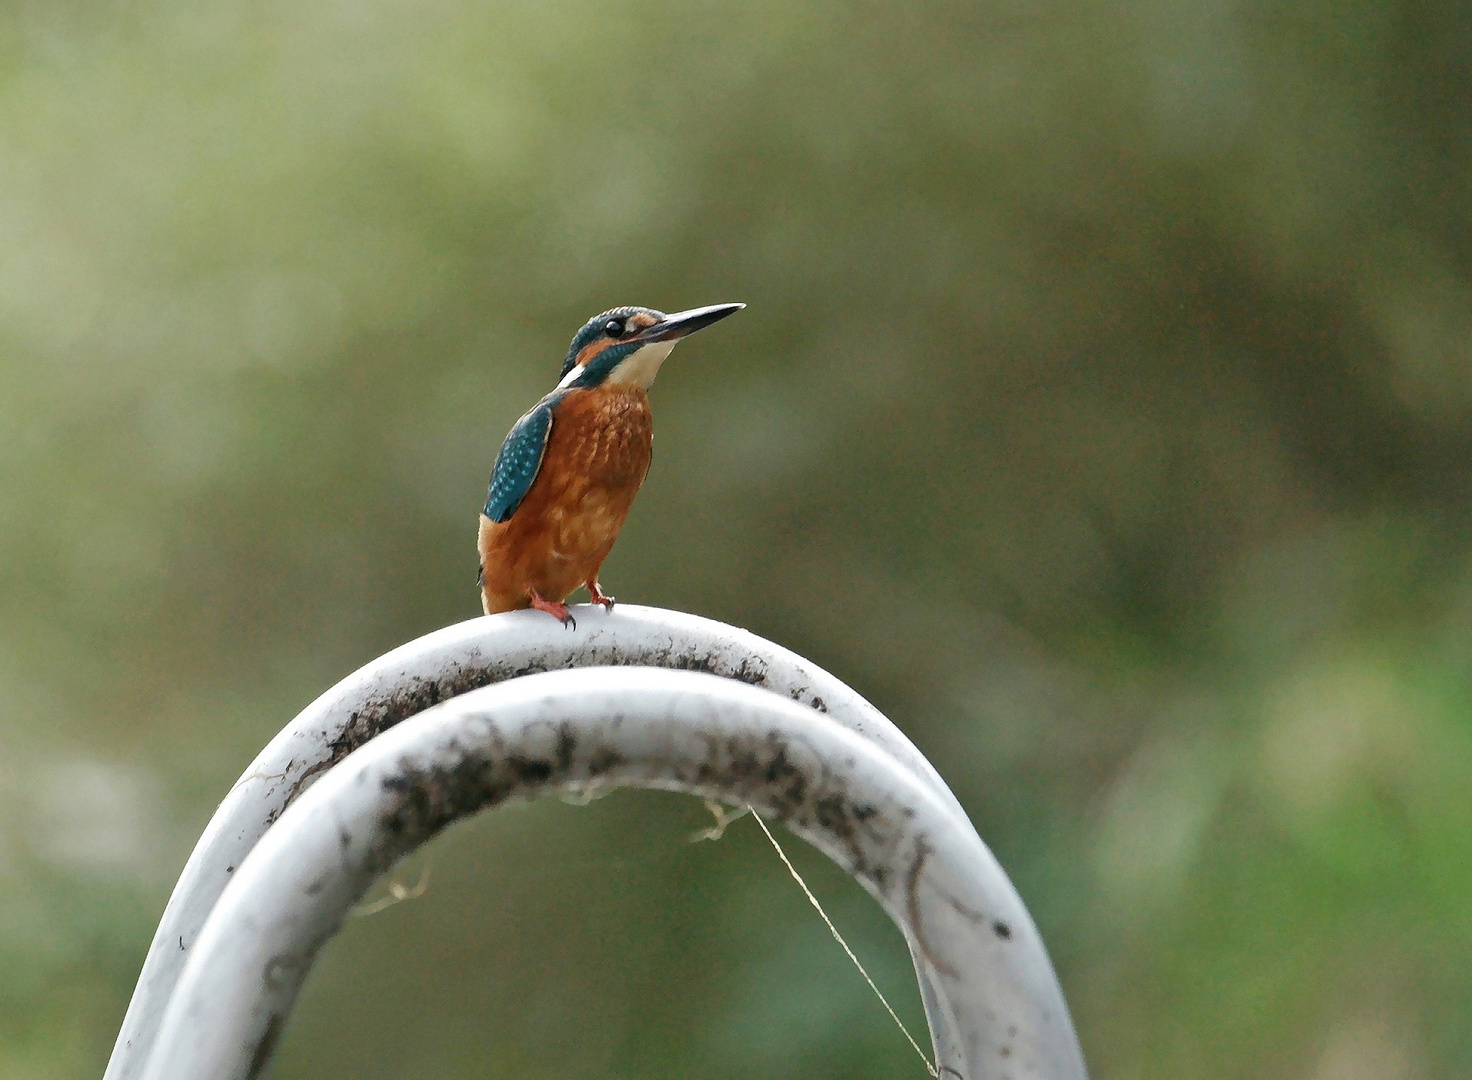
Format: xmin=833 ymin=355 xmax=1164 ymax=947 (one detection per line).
xmin=556 ymin=303 xmax=744 ymax=391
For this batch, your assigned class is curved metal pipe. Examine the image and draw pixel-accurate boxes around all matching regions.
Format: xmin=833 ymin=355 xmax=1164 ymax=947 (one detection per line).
xmin=140 ymin=668 xmax=1087 ymax=1080
xmin=107 ymin=606 xmax=972 ymax=1080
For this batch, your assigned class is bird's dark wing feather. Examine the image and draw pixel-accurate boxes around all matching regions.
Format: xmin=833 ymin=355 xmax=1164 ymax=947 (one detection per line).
xmin=483 ymin=391 xmax=566 ymax=523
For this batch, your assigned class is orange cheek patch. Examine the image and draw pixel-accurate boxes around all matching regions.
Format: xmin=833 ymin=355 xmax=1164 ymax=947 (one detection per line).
xmin=575 ymin=336 xmax=619 ymax=368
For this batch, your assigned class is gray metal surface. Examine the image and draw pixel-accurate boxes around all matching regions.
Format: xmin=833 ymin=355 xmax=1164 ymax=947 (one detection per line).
xmin=107 ymin=606 xmax=974 ymax=1080
xmin=139 ymin=668 xmax=1087 ymax=1080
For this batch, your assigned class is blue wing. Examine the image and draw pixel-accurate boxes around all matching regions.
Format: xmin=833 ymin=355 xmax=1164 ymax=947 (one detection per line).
xmin=483 ymin=392 xmax=565 ymax=523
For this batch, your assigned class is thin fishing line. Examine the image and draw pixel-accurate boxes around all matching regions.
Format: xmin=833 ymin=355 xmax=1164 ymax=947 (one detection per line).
xmin=349 ymin=861 xmax=431 ymax=917
xmin=747 ymin=806 xmax=939 ymax=1079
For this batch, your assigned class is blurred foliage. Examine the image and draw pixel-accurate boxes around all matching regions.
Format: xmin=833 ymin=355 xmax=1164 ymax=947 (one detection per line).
xmin=1 ymin=0 xmax=1470 ymax=1076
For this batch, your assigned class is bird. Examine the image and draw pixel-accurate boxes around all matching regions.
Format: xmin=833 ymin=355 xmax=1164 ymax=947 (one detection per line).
xmin=478 ymin=302 xmax=744 ymax=626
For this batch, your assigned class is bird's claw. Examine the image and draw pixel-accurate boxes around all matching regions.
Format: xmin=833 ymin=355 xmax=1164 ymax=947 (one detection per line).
xmin=586 ymin=581 xmax=615 ymax=612
xmin=528 ymin=590 xmax=577 ymax=629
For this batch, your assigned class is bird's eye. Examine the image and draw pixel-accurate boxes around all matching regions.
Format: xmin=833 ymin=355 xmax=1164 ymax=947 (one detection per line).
xmin=605 ymin=319 xmax=625 ymax=337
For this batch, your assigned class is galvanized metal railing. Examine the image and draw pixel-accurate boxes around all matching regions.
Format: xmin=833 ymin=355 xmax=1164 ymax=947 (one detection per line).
xmin=106 ymin=606 xmax=1088 ymax=1080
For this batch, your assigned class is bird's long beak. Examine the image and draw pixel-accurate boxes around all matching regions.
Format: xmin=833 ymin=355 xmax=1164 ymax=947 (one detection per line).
xmin=638 ymin=303 xmax=745 ymax=343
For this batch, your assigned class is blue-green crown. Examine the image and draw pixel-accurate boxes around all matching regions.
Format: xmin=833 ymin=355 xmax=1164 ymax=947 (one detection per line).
xmin=559 ymin=306 xmax=664 ymax=379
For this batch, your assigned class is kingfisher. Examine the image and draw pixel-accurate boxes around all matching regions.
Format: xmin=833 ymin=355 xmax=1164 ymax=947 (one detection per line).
xmin=478 ymin=302 xmax=744 ymax=626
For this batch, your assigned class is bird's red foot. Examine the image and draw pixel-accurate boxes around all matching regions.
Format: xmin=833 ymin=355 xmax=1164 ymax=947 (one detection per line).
xmin=528 ymin=589 xmax=576 ymax=629
xmin=586 ymin=580 xmax=615 ymax=612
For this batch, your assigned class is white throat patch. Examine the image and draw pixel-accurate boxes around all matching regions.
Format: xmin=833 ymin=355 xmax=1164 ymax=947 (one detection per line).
xmin=605 ymin=339 xmax=678 ymax=389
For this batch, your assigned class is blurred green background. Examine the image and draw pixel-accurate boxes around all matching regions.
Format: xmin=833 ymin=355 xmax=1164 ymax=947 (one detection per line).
xmin=2 ymin=0 xmax=1470 ymax=1076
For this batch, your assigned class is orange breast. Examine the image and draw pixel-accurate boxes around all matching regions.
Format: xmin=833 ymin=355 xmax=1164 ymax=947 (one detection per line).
xmin=478 ymin=385 xmax=653 ymax=614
